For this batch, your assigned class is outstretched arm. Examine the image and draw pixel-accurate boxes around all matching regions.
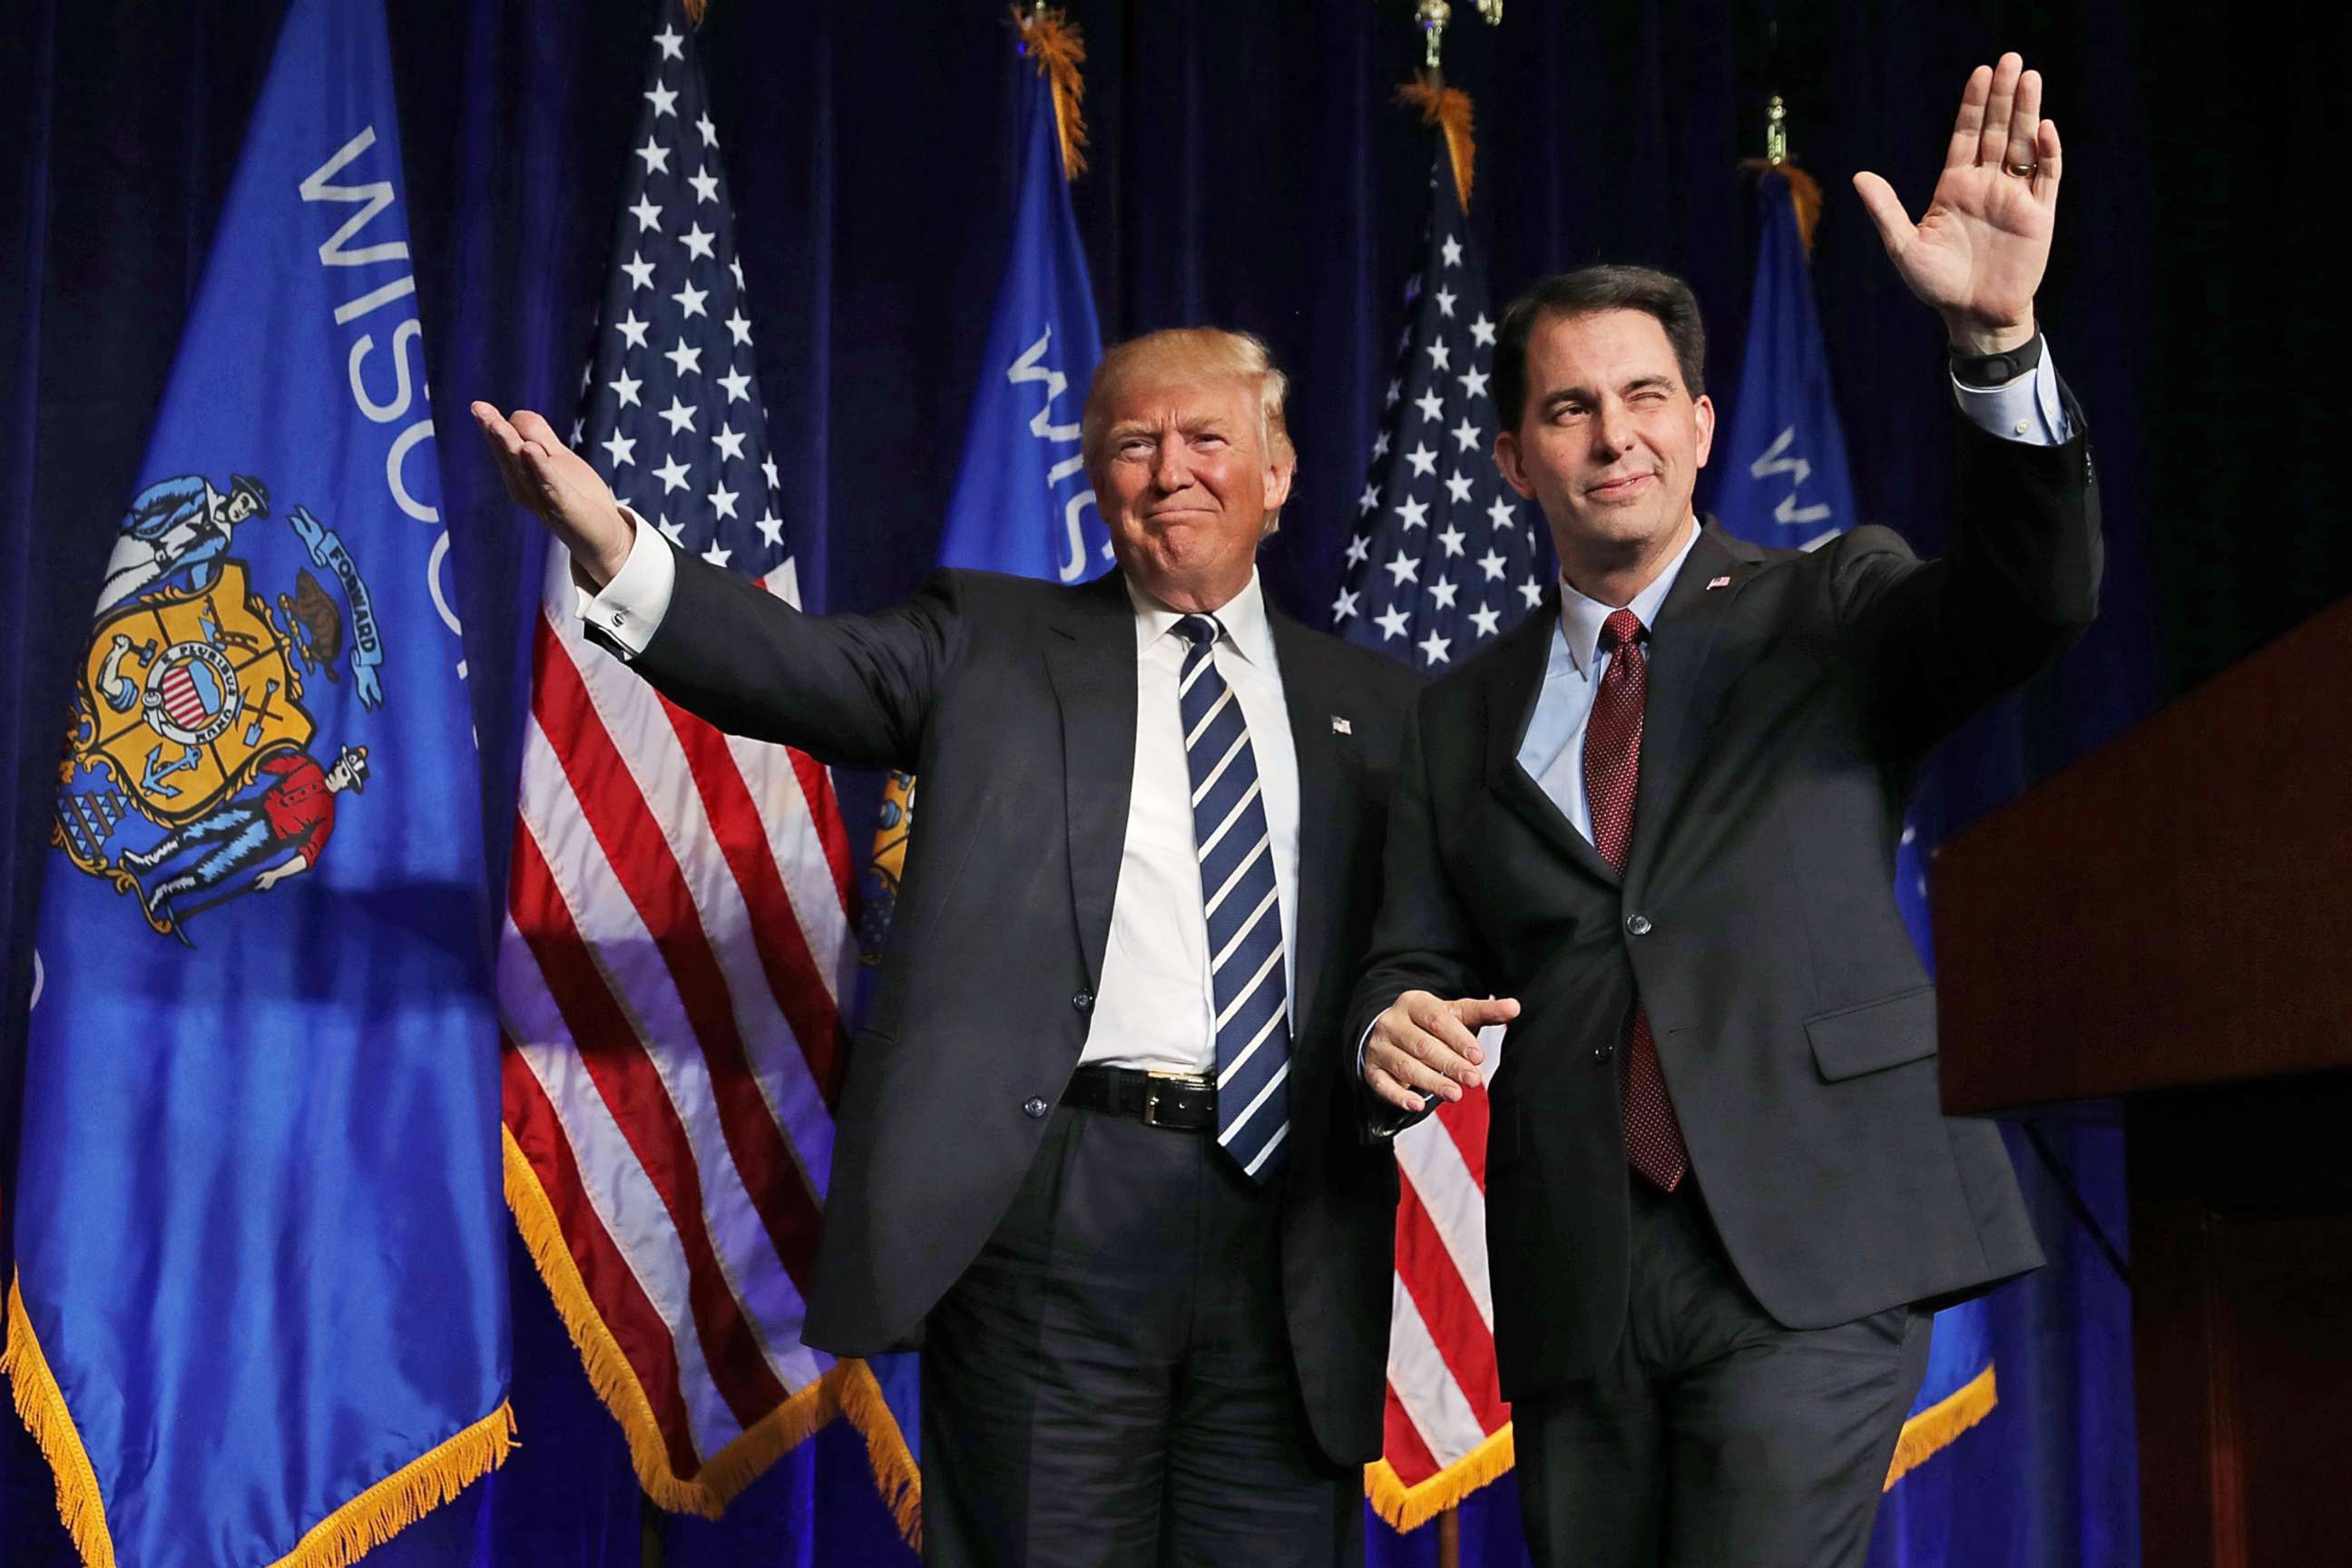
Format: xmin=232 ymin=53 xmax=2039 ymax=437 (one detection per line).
xmin=471 ymin=398 xmax=951 ymax=771
xmin=1841 ymin=54 xmax=2099 ymax=756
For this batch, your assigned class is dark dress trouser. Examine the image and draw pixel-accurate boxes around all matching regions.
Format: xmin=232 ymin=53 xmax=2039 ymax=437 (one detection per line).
xmin=919 ymin=1102 xmax=1361 ymax=1567
xmin=1514 ymin=1179 xmax=1935 ymax=1568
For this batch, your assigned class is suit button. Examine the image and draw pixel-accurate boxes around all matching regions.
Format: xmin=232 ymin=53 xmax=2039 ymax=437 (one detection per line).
xmin=1593 ymin=1043 xmax=1616 ymax=1063
xmin=1022 ymin=1096 xmax=1049 ymax=1119
xmin=1624 ymin=914 xmax=1653 ymax=936
xmin=1072 ymin=992 xmax=1094 ymax=1014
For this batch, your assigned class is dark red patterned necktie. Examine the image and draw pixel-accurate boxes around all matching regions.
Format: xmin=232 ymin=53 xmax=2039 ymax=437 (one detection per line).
xmin=1584 ymin=608 xmax=1690 ymax=1192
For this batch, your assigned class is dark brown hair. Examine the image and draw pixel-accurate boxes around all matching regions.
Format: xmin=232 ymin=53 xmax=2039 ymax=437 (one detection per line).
xmin=1493 ymin=266 xmax=1708 ymax=430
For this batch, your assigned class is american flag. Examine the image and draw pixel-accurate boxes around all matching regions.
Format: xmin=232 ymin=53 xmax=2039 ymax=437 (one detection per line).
xmin=1339 ymin=151 xmax=1546 ymax=1531
xmin=496 ymin=3 xmax=876 ymax=1514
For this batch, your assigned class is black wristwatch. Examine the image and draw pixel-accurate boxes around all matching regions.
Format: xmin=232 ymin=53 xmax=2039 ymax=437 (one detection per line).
xmin=1949 ymin=331 xmax=2043 ymax=389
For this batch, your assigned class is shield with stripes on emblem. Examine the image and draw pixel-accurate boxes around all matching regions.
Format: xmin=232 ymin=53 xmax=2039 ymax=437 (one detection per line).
xmin=62 ymin=560 xmax=313 ymax=865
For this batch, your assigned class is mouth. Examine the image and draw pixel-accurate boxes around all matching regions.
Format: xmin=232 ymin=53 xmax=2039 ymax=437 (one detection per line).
xmin=1584 ymin=473 xmax=1655 ymax=502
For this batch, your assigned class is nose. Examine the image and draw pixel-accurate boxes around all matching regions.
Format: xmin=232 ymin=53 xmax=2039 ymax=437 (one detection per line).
xmin=1590 ymin=398 xmax=1634 ymax=460
xmin=1150 ymin=436 xmax=1192 ymax=493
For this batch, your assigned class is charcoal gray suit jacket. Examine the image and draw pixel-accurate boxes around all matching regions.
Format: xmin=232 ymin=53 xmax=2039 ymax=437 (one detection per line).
xmin=1346 ymin=405 xmax=2101 ymax=1402
xmin=613 ymin=559 xmax=1423 ymax=1465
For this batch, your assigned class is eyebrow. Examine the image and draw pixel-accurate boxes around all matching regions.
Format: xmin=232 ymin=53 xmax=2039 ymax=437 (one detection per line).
xmin=1107 ymin=413 xmax=1234 ymax=442
xmin=1542 ymin=373 xmax=1677 ymax=409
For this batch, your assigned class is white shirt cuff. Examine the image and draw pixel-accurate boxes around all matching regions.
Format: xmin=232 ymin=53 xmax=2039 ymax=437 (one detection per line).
xmin=576 ymin=505 xmax=675 ymax=659
xmin=1950 ymin=339 xmax=2072 ymax=446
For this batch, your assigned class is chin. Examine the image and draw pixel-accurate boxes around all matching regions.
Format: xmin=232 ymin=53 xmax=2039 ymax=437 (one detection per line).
xmin=1574 ymin=509 xmax=1669 ymax=549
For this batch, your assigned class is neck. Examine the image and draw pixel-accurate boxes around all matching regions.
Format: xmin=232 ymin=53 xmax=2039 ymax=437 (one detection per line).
xmin=1133 ymin=569 xmax=1252 ymax=616
xmin=1556 ymin=519 xmax=1693 ymax=610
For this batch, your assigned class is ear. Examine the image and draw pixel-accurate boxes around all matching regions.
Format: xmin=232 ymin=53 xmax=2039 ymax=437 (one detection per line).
xmin=1691 ymin=393 xmax=1716 ymax=470
xmin=1493 ymin=429 xmax=1537 ymax=499
xmin=1262 ymin=449 xmax=1296 ymax=515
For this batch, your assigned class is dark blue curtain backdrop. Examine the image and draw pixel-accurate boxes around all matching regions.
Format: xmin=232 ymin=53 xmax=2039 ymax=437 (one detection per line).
xmin=5 ymin=1 xmax=2347 ymax=1563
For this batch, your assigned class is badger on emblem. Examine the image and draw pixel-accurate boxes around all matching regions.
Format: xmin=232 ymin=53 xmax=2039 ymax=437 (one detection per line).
xmin=278 ymin=570 xmax=345 ymax=682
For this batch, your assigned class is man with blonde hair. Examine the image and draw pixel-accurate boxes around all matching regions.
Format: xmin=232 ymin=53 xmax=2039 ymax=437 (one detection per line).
xmin=475 ymin=325 xmax=1421 ymax=1564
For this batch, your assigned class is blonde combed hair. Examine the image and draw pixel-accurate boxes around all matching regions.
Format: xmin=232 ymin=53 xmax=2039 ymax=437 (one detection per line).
xmin=1081 ymin=328 xmax=1296 ymax=497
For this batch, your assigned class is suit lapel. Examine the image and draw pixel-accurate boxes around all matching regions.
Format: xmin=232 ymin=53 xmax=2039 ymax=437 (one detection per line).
xmin=1044 ymin=572 xmax=1139 ymax=991
xmin=1627 ymin=523 xmax=1770 ymax=887
xmin=1482 ymin=596 xmax=1622 ymax=887
xmin=1267 ymin=611 xmax=1347 ymax=1040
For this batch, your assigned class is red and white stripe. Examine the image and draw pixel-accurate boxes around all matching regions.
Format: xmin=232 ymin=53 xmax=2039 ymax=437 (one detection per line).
xmin=499 ymin=541 xmax=858 ymax=1476
xmin=1380 ymin=1029 xmax=1510 ymax=1500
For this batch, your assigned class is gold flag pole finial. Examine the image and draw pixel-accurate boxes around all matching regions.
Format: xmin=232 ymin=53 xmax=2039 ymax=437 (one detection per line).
xmin=1012 ymin=5 xmax=1091 ymax=180
xmin=1414 ymin=0 xmax=1502 ymax=76
xmin=1416 ymin=1 xmax=1452 ymax=72
xmin=1740 ymin=92 xmax=1823 ymax=255
xmin=1402 ymin=0 xmax=1499 ymax=210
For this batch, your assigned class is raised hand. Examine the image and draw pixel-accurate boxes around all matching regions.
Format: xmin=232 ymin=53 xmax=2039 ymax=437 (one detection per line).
xmin=471 ymin=401 xmax=636 ymax=586
xmin=1362 ymin=991 xmax=1520 ymax=1114
xmin=1853 ymin=53 xmax=2062 ymax=355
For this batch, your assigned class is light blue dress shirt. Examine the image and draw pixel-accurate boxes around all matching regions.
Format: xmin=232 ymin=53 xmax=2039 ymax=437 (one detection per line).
xmin=1517 ymin=522 xmax=1703 ymax=838
xmin=1358 ymin=349 xmax=2072 ymax=1093
xmin=1519 ymin=348 xmax=2072 ymax=838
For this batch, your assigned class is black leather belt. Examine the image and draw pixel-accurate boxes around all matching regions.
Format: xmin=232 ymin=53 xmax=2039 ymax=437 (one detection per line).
xmin=1063 ymin=1064 xmax=1218 ymax=1132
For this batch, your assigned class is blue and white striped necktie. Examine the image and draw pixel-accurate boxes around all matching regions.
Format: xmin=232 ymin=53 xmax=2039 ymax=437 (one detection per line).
xmin=1174 ymin=613 xmax=1289 ymax=1185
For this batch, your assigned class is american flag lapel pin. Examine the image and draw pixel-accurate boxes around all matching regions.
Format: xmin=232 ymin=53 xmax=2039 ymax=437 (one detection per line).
xmin=1331 ymin=716 xmax=1353 ymax=735
xmin=1706 ymin=574 xmax=1732 ymax=591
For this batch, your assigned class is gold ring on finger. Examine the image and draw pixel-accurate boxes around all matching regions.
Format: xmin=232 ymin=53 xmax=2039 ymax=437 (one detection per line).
xmin=2004 ymin=160 xmax=2037 ymax=178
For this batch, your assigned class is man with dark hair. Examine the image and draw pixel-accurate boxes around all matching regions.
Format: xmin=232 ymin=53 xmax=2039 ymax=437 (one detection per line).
xmin=1489 ymin=266 xmax=1711 ymax=427
xmin=1351 ymin=54 xmax=2094 ymax=1565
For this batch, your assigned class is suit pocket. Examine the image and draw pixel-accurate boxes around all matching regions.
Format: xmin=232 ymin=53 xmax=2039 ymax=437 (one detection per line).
xmin=1805 ymin=983 xmax=1938 ymax=1082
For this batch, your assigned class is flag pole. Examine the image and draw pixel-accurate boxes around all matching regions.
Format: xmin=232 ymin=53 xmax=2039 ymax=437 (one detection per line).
xmin=1398 ymin=10 xmax=1502 ymax=1563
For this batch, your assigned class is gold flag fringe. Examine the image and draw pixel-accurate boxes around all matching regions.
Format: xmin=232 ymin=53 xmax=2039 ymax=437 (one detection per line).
xmin=837 ymin=1358 xmax=925 ymax=1549
xmin=1364 ymin=1357 xmax=1992 ymax=1532
xmin=1739 ymin=157 xmax=1825 ymax=255
xmin=1883 ymin=1363 xmax=1999 ymax=1490
xmin=1012 ymin=6 xmax=1090 ymax=180
xmin=267 ymin=1405 xmax=514 ymax=1568
xmin=4 ymin=1273 xmax=116 ymax=1568
xmin=1364 ymin=1421 xmax=1515 ymax=1534
xmin=1397 ymin=72 xmax=1476 ymax=212
xmin=503 ymin=1129 xmax=923 ymax=1542
xmin=5 ymin=1271 xmax=514 ymax=1568
xmin=682 ymin=0 xmax=708 ymax=27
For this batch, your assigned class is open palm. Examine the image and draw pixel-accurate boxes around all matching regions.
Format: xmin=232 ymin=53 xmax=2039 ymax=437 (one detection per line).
xmin=1855 ymin=54 xmax=2062 ymax=352
xmin=471 ymin=401 xmax=636 ymax=583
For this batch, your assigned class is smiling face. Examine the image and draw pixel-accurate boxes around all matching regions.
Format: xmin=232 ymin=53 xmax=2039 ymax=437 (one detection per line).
xmin=1494 ymin=307 xmax=1715 ymax=599
xmin=1094 ymin=373 xmax=1294 ymax=613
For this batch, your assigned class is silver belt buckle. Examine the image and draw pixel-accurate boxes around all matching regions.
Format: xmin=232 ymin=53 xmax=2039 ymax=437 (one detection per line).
xmin=1142 ymin=1070 xmax=1210 ymax=1129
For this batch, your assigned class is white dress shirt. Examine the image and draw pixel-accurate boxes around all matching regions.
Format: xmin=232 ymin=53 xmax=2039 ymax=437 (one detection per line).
xmin=1091 ymin=573 xmax=1300 ymax=1073
xmin=581 ymin=517 xmax=1299 ymax=1075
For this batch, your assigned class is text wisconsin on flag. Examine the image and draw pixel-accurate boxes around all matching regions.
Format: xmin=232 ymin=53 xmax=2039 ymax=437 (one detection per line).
xmin=495 ymin=1 xmax=907 ymax=1517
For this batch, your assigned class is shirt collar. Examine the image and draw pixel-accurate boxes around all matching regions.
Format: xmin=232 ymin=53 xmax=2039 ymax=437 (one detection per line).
xmin=1555 ymin=518 xmax=1703 ymax=677
xmin=1125 ymin=568 xmax=1278 ymax=670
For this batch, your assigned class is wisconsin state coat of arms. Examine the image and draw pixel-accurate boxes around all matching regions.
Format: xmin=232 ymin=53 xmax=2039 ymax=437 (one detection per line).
xmin=54 ymin=472 xmax=380 ymax=945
